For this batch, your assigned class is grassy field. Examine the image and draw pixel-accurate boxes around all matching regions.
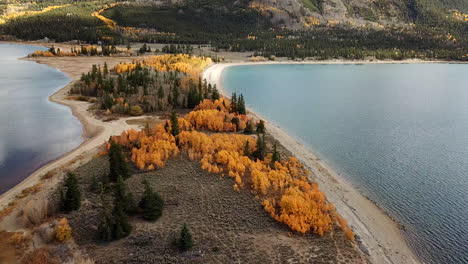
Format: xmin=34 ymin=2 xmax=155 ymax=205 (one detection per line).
xmin=66 ymin=153 xmax=361 ymax=263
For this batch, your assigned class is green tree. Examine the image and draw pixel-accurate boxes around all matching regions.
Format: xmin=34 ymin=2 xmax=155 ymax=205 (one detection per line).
xmin=253 ymin=133 xmax=267 ymax=161
xmin=271 ymin=143 xmax=281 ymax=168
xmin=97 ymin=210 xmax=113 ymax=242
xmin=256 ymin=120 xmax=266 ymax=134
xmin=115 ymin=176 xmax=138 ymax=215
xmin=60 ymin=172 xmax=81 ymax=212
xmin=237 ymin=94 xmax=246 ymax=115
xmin=108 ymin=140 xmax=130 ymax=182
xmin=170 ymin=111 xmax=180 ymax=136
xmin=244 ymin=120 xmax=253 ymax=134
xmin=211 ymin=85 xmax=220 ymax=100
xmin=178 ymin=224 xmax=193 ymax=251
xmin=243 ymin=140 xmax=251 ymax=157
xmin=112 ymin=195 xmax=132 ymax=240
xmin=139 ymin=179 xmax=164 ymax=221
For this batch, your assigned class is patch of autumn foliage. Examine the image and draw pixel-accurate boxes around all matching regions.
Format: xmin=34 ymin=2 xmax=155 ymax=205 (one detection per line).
xmin=113 ymin=54 xmax=212 ymax=76
xmin=110 ymin=100 xmax=354 ymax=241
xmin=31 ymin=50 xmax=77 ymax=57
xmin=55 ymin=218 xmax=72 ymax=242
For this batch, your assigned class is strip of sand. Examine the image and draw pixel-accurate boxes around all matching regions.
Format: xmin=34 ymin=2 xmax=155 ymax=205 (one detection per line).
xmin=203 ymin=62 xmax=421 ymax=264
xmin=0 ymin=55 xmax=151 ymax=220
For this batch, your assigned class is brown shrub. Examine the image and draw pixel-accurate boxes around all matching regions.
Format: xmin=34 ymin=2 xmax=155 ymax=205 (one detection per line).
xmin=0 ymin=200 xmax=18 ymax=221
xmin=41 ymin=171 xmax=56 ymax=180
xmin=23 ymin=200 xmax=49 ymax=227
xmin=8 ymin=232 xmax=30 ymax=248
xmin=17 ymin=184 xmax=42 ymax=199
xmin=21 ymin=248 xmax=59 ymax=264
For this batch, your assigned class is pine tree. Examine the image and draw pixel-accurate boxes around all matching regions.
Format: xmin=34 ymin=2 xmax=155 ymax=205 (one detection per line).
xmin=238 ymin=94 xmax=246 ymax=115
xmin=178 ymin=224 xmax=193 ymax=251
xmin=211 ymin=85 xmax=220 ymax=100
xmin=170 ymin=111 xmax=179 ymax=136
xmin=243 ymin=141 xmax=251 ymax=157
xmin=256 ymin=120 xmax=266 ymax=134
xmin=231 ymin=93 xmax=238 ymax=113
xmin=253 ymin=133 xmax=267 ymax=161
xmin=97 ymin=210 xmax=112 ymax=242
xmin=111 ymin=193 xmax=132 ymax=240
xmin=61 ymin=172 xmax=81 ymax=212
xmin=271 ymin=143 xmax=281 ymax=168
xmin=139 ymin=179 xmax=164 ymax=221
xmin=157 ymin=85 xmax=164 ymax=99
xmin=114 ymin=176 xmax=137 ymax=215
xmin=244 ymin=121 xmax=253 ymax=134
xmin=108 ymin=140 xmax=130 ymax=182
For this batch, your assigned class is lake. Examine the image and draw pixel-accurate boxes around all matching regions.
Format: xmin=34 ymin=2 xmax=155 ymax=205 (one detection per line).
xmin=0 ymin=43 xmax=82 ymax=194
xmin=222 ymin=64 xmax=468 ymax=264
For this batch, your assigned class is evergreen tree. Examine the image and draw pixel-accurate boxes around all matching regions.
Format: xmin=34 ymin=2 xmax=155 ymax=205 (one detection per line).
xmin=243 ymin=141 xmax=251 ymax=157
xmin=108 ymin=140 xmax=130 ymax=182
xmin=256 ymin=120 xmax=266 ymax=134
xmin=139 ymin=179 xmax=164 ymax=221
xmin=114 ymin=176 xmax=137 ymax=215
xmin=97 ymin=210 xmax=113 ymax=242
xmin=253 ymin=133 xmax=267 ymax=161
xmin=244 ymin=120 xmax=253 ymax=134
xmin=271 ymin=143 xmax=281 ymax=168
xmin=231 ymin=93 xmax=238 ymax=113
xmin=237 ymin=94 xmax=246 ymax=115
xmin=61 ymin=172 xmax=81 ymax=212
xmin=170 ymin=111 xmax=180 ymax=136
xmin=111 ymin=186 xmax=132 ymax=240
xmin=157 ymin=85 xmax=164 ymax=99
xmin=178 ymin=224 xmax=193 ymax=251
xmin=211 ymin=85 xmax=220 ymax=100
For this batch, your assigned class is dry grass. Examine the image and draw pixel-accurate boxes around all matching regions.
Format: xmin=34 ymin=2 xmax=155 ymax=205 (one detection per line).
xmin=0 ymin=200 xmax=18 ymax=221
xmin=41 ymin=170 xmax=57 ymax=181
xmin=16 ymin=183 xmax=42 ymax=199
xmin=21 ymin=248 xmax=60 ymax=264
xmin=68 ymin=156 xmax=361 ymax=263
xmin=74 ymin=256 xmax=95 ymax=264
xmin=22 ymin=199 xmax=50 ymax=227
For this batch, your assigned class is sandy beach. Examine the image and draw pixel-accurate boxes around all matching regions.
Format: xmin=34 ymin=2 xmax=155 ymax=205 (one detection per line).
xmin=203 ymin=62 xmax=421 ymax=264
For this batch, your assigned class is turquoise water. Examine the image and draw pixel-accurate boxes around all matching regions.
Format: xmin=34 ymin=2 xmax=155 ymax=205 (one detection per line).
xmin=0 ymin=43 xmax=82 ymax=194
xmin=222 ymin=64 xmax=468 ymax=264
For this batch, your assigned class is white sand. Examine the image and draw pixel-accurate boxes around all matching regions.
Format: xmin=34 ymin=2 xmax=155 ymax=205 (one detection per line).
xmin=203 ymin=62 xmax=421 ymax=264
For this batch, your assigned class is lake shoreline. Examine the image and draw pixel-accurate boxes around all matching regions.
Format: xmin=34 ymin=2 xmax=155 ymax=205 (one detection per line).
xmin=0 ymin=52 xmax=144 ymax=223
xmin=203 ymin=62 xmax=421 ymax=264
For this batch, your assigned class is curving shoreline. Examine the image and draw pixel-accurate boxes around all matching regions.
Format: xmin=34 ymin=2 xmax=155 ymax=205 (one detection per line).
xmin=0 ymin=54 xmax=145 ymax=217
xmin=203 ymin=62 xmax=420 ymax=264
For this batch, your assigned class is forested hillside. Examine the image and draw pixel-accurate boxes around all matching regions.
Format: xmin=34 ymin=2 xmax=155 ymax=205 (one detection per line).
xmin=0 ymin=0 xmax=467 ymax=60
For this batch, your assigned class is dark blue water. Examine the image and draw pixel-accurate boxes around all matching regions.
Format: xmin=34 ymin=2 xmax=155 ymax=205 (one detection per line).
xmin=0 ymin=43 xmax=83 ymax=194
xmin=222 ymin=64 xmax=468 ymax=264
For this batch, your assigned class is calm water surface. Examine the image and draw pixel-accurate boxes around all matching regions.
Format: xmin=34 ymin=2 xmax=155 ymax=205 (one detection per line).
xmin=223 ymin=64 xmax=468 ymax=264
xmin=0 ymin=43 xmax=82 ymax=194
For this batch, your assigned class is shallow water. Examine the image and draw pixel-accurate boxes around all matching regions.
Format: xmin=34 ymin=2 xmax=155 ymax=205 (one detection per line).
xmin=222 ymin=64 xmax=468 ymax=264
xmin=0 ymin=43 xmax=82 ymax=194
